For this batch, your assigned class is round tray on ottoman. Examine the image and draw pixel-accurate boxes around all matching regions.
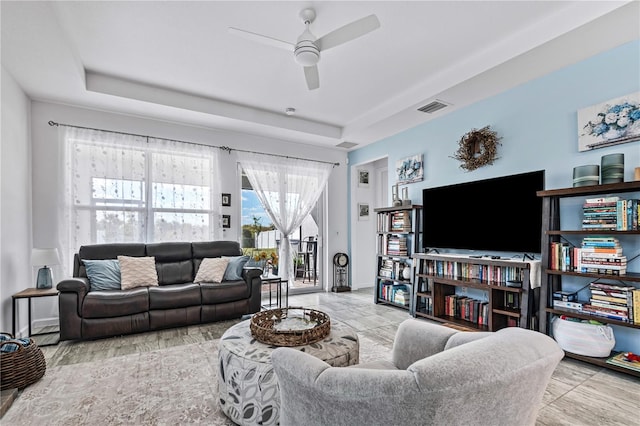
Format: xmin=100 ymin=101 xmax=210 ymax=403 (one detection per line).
xmin=250 ymin=307 xmax=330 ymax=347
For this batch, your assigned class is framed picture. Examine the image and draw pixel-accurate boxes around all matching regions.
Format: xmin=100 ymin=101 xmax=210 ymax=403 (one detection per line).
xmin=578 ymin=91 xmax=640 ymax=151
xmin=357 ymin=169 xmax=370 ymax=188
xmin=358 ymin=203 xmax=370 ymax=221
xmin=221 ymin=193 xmax=231 ymax=206
xmin=396 ymin=154 xmax=424 ymax=184
xmin=222 ymin=215 xmax=231 ymax=228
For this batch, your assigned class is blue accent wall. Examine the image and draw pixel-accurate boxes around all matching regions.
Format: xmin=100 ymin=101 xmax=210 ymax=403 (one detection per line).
xmin=349 ymin=39 xmax=640 ymax=353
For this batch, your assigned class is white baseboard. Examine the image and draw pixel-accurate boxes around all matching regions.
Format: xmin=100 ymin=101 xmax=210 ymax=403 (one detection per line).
xmin=15 ymin=317 xmax=60 ymax=338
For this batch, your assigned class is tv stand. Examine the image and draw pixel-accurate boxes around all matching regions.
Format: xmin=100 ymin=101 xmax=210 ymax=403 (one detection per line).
xmin=412 ymin=253 xmax=536 ymax=331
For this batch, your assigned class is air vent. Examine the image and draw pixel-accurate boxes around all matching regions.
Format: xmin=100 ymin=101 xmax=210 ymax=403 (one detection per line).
xmin=417 ymin=100 xmax=450 ymax=114
xmin=336 ymin=141 xmax=358 ymax=149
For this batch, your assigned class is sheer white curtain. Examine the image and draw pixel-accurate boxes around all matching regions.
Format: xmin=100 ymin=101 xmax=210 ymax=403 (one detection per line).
xmin=58 ymin=126 xmax=221 ymax=276
xmin=237 ymin=152 xmax=334 ymax=287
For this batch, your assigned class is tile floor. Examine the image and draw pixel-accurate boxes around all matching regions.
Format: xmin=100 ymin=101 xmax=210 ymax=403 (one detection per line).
xmin=7 ymin=287 xmax=640 ymax=425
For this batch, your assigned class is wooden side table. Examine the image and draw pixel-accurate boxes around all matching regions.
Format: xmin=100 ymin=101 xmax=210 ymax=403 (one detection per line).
xmin=12 ymin=287 xmax=60 ymax=346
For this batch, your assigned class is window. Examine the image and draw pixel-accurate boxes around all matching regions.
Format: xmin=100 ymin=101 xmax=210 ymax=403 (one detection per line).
xmin=61 ymin=127 xmax=221 ymax=272
xmin=240 ymin=170 xmax=274 ymax=249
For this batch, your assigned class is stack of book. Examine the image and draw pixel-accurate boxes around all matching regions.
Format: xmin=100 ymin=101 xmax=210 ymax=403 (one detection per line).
xmin=582 ymin=196 xmax=619 ymax=230
xmin=393 ymin=287 xmax=409 ymax=306
xmin=579 ymin=237 xmax=626 ymax=275
xmin=386 ymin=235 xmax=408 ymax=256
xmin=378 ymin=258 xmax=406 ymax=280
xmin=378 ymin=258 xmax=396 ymax=279
xmin=581 ymin=196 xmax=639 ymax=230
xmin=581 ymin=282 xmax=640 ymax=324
xmin=390 ymin=211 xmax=411 ymax=232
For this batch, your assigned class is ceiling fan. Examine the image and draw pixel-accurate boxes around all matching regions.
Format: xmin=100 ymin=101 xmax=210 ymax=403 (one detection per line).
xmin=228 ymin=8 xmax=380 ymax=90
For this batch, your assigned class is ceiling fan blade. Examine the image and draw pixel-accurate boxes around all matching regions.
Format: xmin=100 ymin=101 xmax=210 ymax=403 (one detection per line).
xmin=228 ymin=27 xmax=294 ymax=51
xmin=316 ymin=14 xmax=380 ymax=52
xmin=304 ymin=65 xmax=319 ymax=90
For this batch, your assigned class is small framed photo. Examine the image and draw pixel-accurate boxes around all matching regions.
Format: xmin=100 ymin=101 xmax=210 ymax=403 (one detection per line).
xmin=222 ymin=215 xmax=231 ymax=228
xmin=358 ymin=203 xmax=370 ymax=221
xmin=357 ymin=169 xmax=369 ymax=188
xmin=221 ymin=193 xmax=231 ymax=206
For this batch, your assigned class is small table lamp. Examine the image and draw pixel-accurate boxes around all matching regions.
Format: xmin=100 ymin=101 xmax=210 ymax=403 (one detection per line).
xmin=32 ymin=248 xmax=60 ymax=289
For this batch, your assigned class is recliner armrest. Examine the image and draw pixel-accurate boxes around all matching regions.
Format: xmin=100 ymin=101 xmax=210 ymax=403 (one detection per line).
xmin=391 ymin=319 xmax=459 ymax=369
xmin=57 ymin=277 xmax=90 ymax=316
xmin=57 ymin=277 xmax=90 ymax=294
xmin=243 ymin=267 xmax=264 ymax=313
xmin=242 ymin=267 xmax=263 ymax=282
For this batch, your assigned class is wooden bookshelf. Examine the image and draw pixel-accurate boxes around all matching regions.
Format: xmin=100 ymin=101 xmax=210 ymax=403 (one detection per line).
xmin=374 ymin=205 xmax=421 ymax=312
xmin=412 ymin=253 xmax=534 ymax=331
xmin=537 ymin=180 xmax=640 ymax=377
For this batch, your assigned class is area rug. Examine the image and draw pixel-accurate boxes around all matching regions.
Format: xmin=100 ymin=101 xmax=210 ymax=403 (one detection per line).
xmin=3 ymin=334 xmax=388 ymax=425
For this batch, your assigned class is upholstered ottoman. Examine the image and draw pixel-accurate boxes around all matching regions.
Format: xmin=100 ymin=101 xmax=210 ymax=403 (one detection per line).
xmin=218 ymin=318 xmax=359 ymax=426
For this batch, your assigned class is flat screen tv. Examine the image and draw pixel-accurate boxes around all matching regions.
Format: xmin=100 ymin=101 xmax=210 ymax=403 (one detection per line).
xmin=422 ymin=170 xmax=545 ymax=254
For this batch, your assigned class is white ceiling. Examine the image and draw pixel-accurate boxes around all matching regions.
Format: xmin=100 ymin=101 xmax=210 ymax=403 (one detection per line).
xmin=2 ymin=1 xmax=639 ymax=149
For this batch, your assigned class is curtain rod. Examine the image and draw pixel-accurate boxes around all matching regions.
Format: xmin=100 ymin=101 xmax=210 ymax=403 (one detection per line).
xmin=48 ymin=120 xmax=340 ymax=167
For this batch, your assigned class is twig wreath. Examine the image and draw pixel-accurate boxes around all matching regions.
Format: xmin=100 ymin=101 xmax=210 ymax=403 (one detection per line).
xmin=451 ymin=125 xmax=502 ymax=171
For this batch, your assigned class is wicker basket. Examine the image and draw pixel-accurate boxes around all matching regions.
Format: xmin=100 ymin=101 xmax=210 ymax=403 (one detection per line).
xmin=250 ymin=307 xmax=330 ymax=347
xmin=0 ymin=333 xmax=46 ymax=390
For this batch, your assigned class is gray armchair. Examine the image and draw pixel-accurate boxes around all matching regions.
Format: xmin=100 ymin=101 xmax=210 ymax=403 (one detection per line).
xmin=271 ymin=319 xmax=564 ymax=426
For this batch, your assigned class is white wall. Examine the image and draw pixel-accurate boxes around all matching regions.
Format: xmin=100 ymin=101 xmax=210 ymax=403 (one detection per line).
xmin=350 ymin=157 xmax=387 ymax=290
xmin=1 ymin=67 xmax=33 ymax=335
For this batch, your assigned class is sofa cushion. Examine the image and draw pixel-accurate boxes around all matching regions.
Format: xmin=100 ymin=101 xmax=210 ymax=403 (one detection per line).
xmin=83 ymin=259 xmax=121 ymax=291
xmin=146 ymin=242 xmax=194 ymax=285
xmin=118 ymin=256 xmax=159 ymax=290
xmin=82 ymin=287 xmax=149 ymax=318
xmin=194 ymin=258 xmax=229 ymax=283
xmin=223 ymin=255 xmax=250 ymax=281
xmin=201 ymin=281 xmax=249 ymax=304
xmin=149 ymin=283 xmax=201 ymax=310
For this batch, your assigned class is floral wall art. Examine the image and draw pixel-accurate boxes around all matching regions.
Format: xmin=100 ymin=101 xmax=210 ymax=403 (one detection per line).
xmin=578 ymin=91 xmax=640 ymax=151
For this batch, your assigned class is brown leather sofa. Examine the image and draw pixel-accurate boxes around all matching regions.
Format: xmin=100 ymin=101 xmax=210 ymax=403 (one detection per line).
xmin=57 ymin=241 xmax=262 ymax=341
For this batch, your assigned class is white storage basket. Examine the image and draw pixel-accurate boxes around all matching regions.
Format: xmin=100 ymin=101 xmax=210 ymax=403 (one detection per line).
xmin=551 ymin=316 xmax=615 ymax=357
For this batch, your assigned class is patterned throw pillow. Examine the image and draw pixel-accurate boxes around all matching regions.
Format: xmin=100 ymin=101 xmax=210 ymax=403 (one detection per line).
xmin=194 ymin=258 xmax=230 ymax=283
xmin=118 ymin=256 xmax=159 ymax=290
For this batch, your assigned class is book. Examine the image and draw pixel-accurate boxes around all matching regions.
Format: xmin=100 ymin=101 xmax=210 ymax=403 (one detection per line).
xmin=634 ymin=289 xmax=640 ymax=326
xmin=606 ymin=352 xmax=640 ymax=373
xmin=580 ymin=267 xmax=626 ymax=275
xmin=590 ymin=300 xmax=628 ymax=311
xmin=585 ymin=196 xmax=620 ymax=203
xmin=553 ymin=300 xmax=583 ymax=311
xmin=581 ymin=305 xmax=628 ymax=321
xmin=580 ymin=263 xmax=627 ymax=270
xmin=617 ymin=200 xmax=628 ymax=230
xmin=579 ymin=247 xmax=623 ymax=254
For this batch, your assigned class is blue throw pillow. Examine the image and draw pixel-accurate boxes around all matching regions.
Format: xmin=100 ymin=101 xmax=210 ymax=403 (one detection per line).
xmin=223 ymin=255 xmax=250 ymax=281
xmin=83 ymin=259 xmax=121 ymax=291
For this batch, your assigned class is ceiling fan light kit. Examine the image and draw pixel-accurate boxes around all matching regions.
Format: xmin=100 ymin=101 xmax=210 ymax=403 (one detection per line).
xmin=228 ymin=8 xmax=380 ymax=90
